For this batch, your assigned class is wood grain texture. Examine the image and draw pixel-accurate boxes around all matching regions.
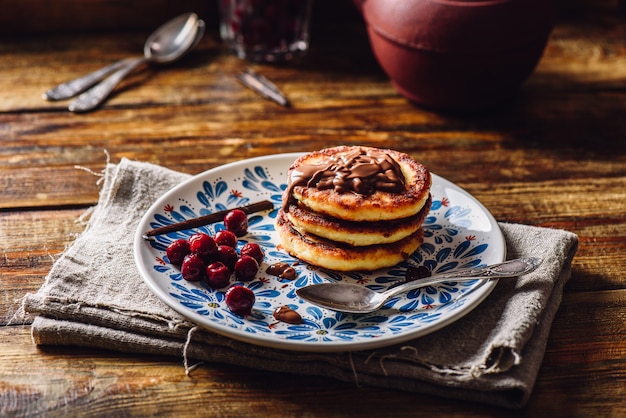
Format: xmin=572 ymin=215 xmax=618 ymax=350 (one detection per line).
xmin=2 ymin=304 xmax=625 ymax=418
xmin=1 ymin=1 xmax=625 ymax=416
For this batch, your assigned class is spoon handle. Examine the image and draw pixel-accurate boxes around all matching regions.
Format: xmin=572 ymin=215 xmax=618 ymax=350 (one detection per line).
xmin=43 ymin=57 xmax=139 ymax=101
xmin=384 ymin=257 xmax=542 ymax=299
xmin=68 ymin=56 xmax=147 ymax=113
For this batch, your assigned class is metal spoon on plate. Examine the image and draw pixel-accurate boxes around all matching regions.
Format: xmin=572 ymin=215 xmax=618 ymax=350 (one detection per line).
xmin=296 ymin=257 xmax=542 ymax=314
xmin=43 ymin=12 xmax=205 ymax=112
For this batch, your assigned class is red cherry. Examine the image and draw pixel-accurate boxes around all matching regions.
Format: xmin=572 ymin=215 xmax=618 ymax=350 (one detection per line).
xmin=188 ymin=233 xmax=218 ymax=263
xmin=215 ymin=230 xmax=238 ymax=248
xmin=206 ymin=261 xmax=231 ymax=289
xmin=217 ymin=245 xmax=238 ymax=271
xmin=225 ymin=285 xmax=255 ymax=316
xmin=240 ymin=243 xmax=264 ymax=265
xmin=181 ymin=254 xmax=206 ymax=281
xmin=224 ymin=209 xmax=249 ymax=237
xmin=166 ymin=239 xmax=190 ymax=265
xmin=234 ymin=255 xmax=259 ymax=282
xmin=406 ymin=265 xmax=431 ymax=282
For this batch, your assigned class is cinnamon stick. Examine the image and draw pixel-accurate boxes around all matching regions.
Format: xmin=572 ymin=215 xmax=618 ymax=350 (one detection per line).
xmin=142 ymin=199 xmax=274 ymax=239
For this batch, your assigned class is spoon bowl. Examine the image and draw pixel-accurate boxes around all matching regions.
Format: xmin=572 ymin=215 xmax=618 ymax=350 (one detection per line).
xmin=144 ymin=12 xmax=202 ymax=64
xmin=296 ymin=257 xmax=542 ymax=314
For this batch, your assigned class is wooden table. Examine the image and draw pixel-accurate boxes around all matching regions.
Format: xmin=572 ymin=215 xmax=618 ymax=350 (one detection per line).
xmin=2 ymin=1 xmax=625 ymax=416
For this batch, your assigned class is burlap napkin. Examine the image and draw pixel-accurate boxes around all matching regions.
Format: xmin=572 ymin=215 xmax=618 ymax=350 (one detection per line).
xmin=22 ymin=158 xmax=578 ymax=409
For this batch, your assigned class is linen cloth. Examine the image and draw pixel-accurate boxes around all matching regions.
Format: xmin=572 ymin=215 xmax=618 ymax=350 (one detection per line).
xmin=22 ymin=158 xmax=578 ymax=409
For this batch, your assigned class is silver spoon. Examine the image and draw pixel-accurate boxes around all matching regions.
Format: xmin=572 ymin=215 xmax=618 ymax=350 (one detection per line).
xmin=43 ymin=13 xmax=203 ymax=102
xmin=69 ymin=14 xmax=205 ymax=113
xmin=43 ymin=13 xmax=204 ymax=110
xmin=296 ymin=257 xmax=542 ymax=314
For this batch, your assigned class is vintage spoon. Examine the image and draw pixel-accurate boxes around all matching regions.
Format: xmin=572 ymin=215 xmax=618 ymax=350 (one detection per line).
xmin=296 ymin=257 xmax=542 ymax=314
xmin=43 ymin=13 xmax=204 ymax=109
xmin=68 ymin=13 xmax=205 ymax=112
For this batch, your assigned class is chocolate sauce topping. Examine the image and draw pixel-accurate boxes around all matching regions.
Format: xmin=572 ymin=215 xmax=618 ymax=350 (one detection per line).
xmin=266 ymin=262 xmax=297 ymax=281
xmin=283 ymin=148 xmax=406 ymax=211
xmin=273 ymin=305 xmax=303 ymax=324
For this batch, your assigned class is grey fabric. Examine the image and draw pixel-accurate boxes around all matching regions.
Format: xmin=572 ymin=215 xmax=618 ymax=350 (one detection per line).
xmin=23 ymin=158 xmax=578 ymax=409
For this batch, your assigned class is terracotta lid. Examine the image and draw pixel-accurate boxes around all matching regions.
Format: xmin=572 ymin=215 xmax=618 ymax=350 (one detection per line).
xmin=362 ymin=0 xmax=553 ymax=53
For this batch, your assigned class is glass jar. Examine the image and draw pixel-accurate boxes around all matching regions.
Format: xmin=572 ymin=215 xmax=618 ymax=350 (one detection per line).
xmin=219 ymin=0 xmax=314 ymax=63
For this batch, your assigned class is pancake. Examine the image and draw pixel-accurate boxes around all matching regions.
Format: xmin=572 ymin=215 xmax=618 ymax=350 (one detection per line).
xmin=277 ymin=146 xmax=432 ymax=272
xmin=286 ymin=146 xmax=431 ymax=222
xmin=285 ymin=194 xmax=432 ymax=246
xmin=276 ymin=210 xmax=424 ymax=272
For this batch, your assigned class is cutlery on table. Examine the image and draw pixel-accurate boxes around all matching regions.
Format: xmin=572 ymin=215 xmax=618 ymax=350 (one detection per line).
xmin=43 ymin=12 xmax=205 ymax=112
xmin=296 ymin=257 xmax=543 ymax=314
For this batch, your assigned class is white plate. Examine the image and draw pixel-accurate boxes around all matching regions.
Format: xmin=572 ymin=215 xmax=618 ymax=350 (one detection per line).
xmin=134 ymin=153 xmax=505 ymax=352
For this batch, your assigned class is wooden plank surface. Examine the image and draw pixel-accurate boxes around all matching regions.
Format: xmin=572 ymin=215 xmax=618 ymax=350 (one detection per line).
xmin=2 ymin=288 xmax=626 ymax=418
xmin=1 ymin=1 xmax=625 ymax=416
xmin=2 ymin=14 xmax=625 ymax=208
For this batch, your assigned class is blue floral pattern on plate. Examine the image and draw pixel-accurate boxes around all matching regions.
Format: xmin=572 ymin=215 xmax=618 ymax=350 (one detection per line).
xmin=134 ymin=154 xmax=505 ymax=352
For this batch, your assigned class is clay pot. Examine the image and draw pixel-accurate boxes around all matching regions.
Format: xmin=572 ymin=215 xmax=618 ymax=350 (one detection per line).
xmin=358 ymin=0 xmax=554 ymax=111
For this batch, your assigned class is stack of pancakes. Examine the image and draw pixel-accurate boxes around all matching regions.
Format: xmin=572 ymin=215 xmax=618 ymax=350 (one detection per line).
xmin=276 ymin=146 xmax=432 ymax=271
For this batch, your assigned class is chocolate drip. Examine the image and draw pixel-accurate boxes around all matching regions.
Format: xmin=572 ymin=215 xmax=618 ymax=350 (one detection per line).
xmin=283 ymin=148 xmax=406 ymax=212
xmin=273 ymin=306 xmax=303 ymax=324
xmin=266 ymin=262 xmax=297 ymax=280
